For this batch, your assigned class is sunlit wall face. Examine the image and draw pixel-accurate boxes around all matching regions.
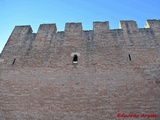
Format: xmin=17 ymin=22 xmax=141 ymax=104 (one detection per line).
xmin=0 ymin=0 xmax=160 ymax=53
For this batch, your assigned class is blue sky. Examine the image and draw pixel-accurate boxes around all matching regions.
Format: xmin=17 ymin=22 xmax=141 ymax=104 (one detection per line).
xmin=0 ymin=0 xmax=160 ymax=53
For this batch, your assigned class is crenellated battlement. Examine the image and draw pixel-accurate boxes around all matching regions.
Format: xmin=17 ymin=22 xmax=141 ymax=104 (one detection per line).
xmin=1 ymin=19 xmax=160 ymax=67
xmin=9 ymin=19 xmax=160 ymax=35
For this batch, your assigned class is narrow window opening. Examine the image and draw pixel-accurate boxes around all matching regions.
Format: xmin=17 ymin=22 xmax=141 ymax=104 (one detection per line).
xmin=12 ymin=58 xmax=16 ymax=65
xmin=129 ymin=54 xmax=131 ymax=61
xmin=73 ymin=55 xmax=78 ymax=64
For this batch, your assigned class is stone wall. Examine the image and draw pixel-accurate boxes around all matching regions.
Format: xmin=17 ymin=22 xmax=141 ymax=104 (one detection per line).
xmin=0 ymin=19 xmax=160 ymax=119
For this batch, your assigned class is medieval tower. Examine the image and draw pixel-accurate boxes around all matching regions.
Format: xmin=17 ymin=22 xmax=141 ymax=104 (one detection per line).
xmin=0 ymin=19 xmax=160 ymax=119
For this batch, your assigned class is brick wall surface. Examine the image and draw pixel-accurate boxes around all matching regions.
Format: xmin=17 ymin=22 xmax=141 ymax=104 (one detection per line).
xmin=0 ymin=19 xmax=160 ymax=119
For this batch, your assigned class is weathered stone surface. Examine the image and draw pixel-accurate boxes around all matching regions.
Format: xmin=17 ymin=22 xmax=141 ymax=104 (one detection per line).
xmin=0 ymin=19 xmax=160 ymax=119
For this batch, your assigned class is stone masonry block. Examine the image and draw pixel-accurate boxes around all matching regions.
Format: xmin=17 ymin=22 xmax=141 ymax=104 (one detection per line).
xmin=119 ymin=20 xmax=138 ymax=33
xmin=93 ymin=21 xmax=109 ymax=34
xmin=145 ymin=19 xmax=160 ymax=29
xmin=65 ymin=22 xmax=82 ymax=36
xmin=12 ymin=25 xmax=32 ymax=35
